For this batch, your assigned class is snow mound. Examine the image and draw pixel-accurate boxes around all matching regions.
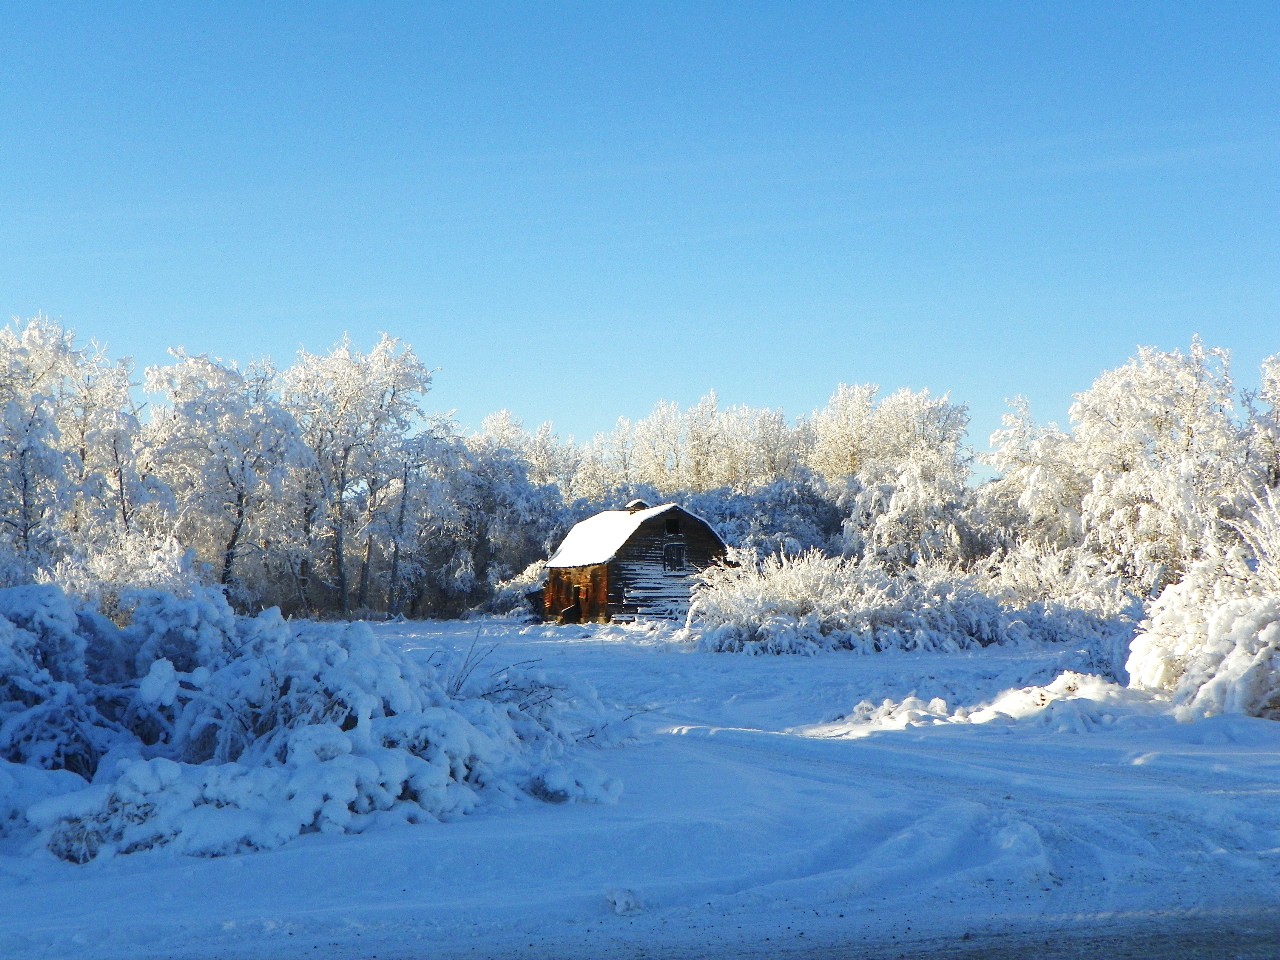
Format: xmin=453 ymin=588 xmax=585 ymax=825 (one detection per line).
xmin=823 ymin=672 xmax=1166 ymax=738
xmin=960 ymin=671 xmax=1167 ymax=731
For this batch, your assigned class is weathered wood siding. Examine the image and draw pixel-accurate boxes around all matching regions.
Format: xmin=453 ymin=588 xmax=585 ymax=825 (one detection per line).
xmin=543 ymin=564 xmax=610 ymax=623
xmin=607 ymin=510 xmax=725 ymax=621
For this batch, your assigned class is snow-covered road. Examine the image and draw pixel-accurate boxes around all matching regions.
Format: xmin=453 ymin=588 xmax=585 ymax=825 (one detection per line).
xmin=4 ymin=620 xmax=1279 ymax=959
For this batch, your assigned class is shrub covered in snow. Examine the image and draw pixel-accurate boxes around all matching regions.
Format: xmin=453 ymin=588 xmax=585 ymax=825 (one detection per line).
xmin=0 ymin=585 xmax=618 ymax=862
xmin=0 ymin=585 xmax=118 ymax=778
xmin=686 ymin=551 xmax=1022 ymax=654
xmin=1131 ymin=504 xmax=1280 ymax=721
xmin=974 ymin=545 xmax=1141 ymax=682
xmin=474 ymin=559 xmax=547 ymax=619
xmin=1128 ymin=496 xmax=1280 ymax=719
xmin=686 ymin=548 xmax=1136 ymax=663
xmin=41 ymin=535 xmax=206 ymax=624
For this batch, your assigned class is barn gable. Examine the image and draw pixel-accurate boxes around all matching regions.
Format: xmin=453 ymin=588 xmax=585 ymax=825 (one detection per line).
xmin=543 ymin=502 xmax=726 ymax=623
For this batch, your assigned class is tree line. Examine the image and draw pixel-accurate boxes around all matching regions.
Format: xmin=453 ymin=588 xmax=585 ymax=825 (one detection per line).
xmin=1 ymin=316 xmax=1276 ymax=619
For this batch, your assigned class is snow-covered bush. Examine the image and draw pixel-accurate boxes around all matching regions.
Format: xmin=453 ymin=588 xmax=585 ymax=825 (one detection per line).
xmin=0 ymin=586 xmax=119 ymax=778
xmin=687 ymin=551 xmax=1020 ymax=654
xmin=42 ymin=534 xmax=205 ymax=623
xmin=123 ymin=587 xmax=240 ymax=678
xmin=474 ymin=560 xmax=546 ymax=619
xmin=1127 ymin=495 xmax=1280 ymax=718
xmin=687 ymin=546 xmax=1139 ymax=663
xmin=974 ymin=544 xmax=1141 ymax=682
xmin=0 ymin=584 xmax=88 ymax=683
xmin=0 ymin=585 xmax=618 ymax=862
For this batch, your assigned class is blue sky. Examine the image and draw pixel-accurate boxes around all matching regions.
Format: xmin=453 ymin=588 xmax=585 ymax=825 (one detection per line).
xmin=2 ymin=2 xmax=1276 ymax=451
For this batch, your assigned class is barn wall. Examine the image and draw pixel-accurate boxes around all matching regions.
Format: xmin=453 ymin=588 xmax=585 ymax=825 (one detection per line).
xmin=544 ymin=565 xmax=610 ymax=623
xmin=608 ymin=510 xmax=726 ymax=621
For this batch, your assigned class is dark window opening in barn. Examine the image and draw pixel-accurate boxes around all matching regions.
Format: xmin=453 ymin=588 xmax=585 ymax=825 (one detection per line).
xmin=663 ymin=543 xmax=686 ymax=571
xmin=666 ymin=517 xmax=681 ymax=535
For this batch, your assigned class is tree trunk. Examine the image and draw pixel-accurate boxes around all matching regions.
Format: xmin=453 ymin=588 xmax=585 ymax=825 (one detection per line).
xmin=333 ymin=459 xmax=350 ymax=617
xmin=333 ymin=515 xmax=349 ymax=616
xmin=297 ymin=487 xmax=316 ymax=612
xmin=113 ymin=457 xmax=132 ymax=533
xmin=357 ymin=535 xmax=373 ymax=612
xmin=221 ymin=492 xmax=247 ymax=586
xmin=387 ymin=469 xmax=410 ymax=616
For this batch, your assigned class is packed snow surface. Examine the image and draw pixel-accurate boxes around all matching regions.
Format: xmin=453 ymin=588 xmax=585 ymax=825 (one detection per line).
xmin=4 ymin=619 xmax=1280 ymax=959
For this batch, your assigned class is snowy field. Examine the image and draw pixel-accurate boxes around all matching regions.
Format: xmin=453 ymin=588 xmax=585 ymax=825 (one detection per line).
xmin=4 ymin=618 xmax=1280 ymax=960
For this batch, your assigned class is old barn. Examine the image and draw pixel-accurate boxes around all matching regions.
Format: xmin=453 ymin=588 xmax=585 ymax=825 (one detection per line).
xmin=543 ymin=500 xmax=727 ymax=623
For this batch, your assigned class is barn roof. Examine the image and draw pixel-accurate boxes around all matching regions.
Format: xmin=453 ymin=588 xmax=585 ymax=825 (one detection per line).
xmin=546 ymin=503 xmax=694 ymax=568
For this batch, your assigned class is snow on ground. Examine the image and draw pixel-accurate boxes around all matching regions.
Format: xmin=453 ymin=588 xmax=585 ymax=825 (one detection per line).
xmin=4 ymin=619 xmax=1280 ymax=959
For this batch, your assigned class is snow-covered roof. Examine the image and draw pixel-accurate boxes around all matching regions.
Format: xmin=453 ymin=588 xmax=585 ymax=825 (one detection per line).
xmin=546 ymin=503 xmax=682 ymax=568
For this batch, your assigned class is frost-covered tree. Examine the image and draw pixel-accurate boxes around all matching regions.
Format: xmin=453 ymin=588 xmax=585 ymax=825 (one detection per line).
xmin=570 ymin=393 xmax=812 ymax=497
xmin=983 ymin=397 xmax=1088 ymax=551
xmin=0 ymin=394 xmax=69 ymax=576
xmin=144 ymin=353 xmax=304 ymax=596
xmin=281 ymin=335 xmax=432 ymax=615
xmin=569 ymin=417 xmax=635 ymax=503
xmin=698 ymin=401 xmax=809 ymax=493
xmin=47 ymin=341 xmax=151 ymax=543
xmin=680 ymin=392 xmax=724 ymax=492
xmin=379 ymin=427 xmax=457 ymax=616
xmin=452 ymin=420 xmax=563 ymax=609
xmin=630 ymin=399 xmax=687 ymax=492
xmin=817 ymin=386 xmax=973 ymax=569
xmin=1070 ymin=338 xmax=1251 ymax=593
xmin=0 ymin=319 xmax=83 ymax=578
xmin=807 ymin=383 xmax=877 ymax=482
xmin=354 ymin=420 xmax=558 ymax=617
xmin=684 ymin=472 xmax=842 ymax=557
xmin=521 ymin=420 xmax=581 ymax=491
xmin=1243 ymin=353 xmax=1280 ymax=491
xmin=472 ymin=411 xmax=581 ymax=493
